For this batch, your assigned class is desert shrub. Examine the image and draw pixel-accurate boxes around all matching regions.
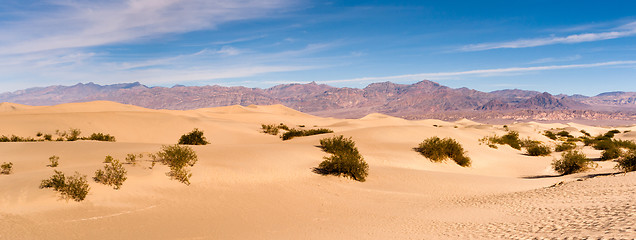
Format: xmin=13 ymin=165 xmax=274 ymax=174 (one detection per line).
xmin=40 ymin=170 xmax=90 ymax=202
xmin=103 ymin=155 xmax=114 ymax=163
xmin=315 ymin=135 xmax=368 ymax=181
xmin=485 ymin=131 xmax=522 ymax=150
xmin=544 ymin=131 xmax=557 ymax=140
xmin=66 ymin=128 xmax=81 ymax=141
xmin=520 ymin=138 xmax=541 ymax=148
xmin=49 ymin=155 xmax=59 ymax=167
xmin=526 ymin=143 xmax=552 ymax=156
xmin=125 ymin=153 xmax=139 ymax=166
xmin=156 ymin=144 xmax=198 ymax=185
xmin=614 ymin=139 xmax=636 ymax=150
xmin=1 ymin=162 xmax=13 ymax=174
xmin=601 ymin=147 xmax=622 ymax=161
xmin=43 ymin=134 xmax=52 ymax=141
xmin=86 ymin=133 xmax=116 ymax=142
xmin=580 ymin=130 xmax=591 ymax=137
xmin=278 ymin=123 xmax=290 ymax=131
xmin=555 ymin=142 xmax=576 ymax=152
xmin=178 ymin=128 xmax=209 ymax=145
xmin=281 ymin=128 xmax=333 ymax=140
xmin=415 ymin=136 xmax=471 ymax=167
xmin=319 ymin=135 xmax=356 ymax=154
xmin=556 ymin=130 xmax=573 ymax=138
xmin=94 ymin=159 xmax=127 ymax=190
xmin=261 ymin=124 xmax=279 ymax=135
xmin=0 ymin=135 xmax=36 ymax=142
xmin=552 ymin=150 xmax=592 ymax=175
xmin=616 ymin=150 xmax=636 ymax=173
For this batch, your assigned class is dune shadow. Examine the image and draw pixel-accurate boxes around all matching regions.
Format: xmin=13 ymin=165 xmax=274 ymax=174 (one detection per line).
xmin=521 ymin=174 xmax=561 ymax=179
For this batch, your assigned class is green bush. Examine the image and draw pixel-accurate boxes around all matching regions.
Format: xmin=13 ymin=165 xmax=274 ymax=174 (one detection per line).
xmin=580 ymin=130 xmax=591 ymax=137
xmin=94 ymin=159 xmax=127 ymax=190
xmin=261 ymin=124 xmax=280 ymax=135
xmin=616 ymin=150 xmax=636 ymax=173
xmin=281 ymin=128 xmax=333 ymax=140
xmin=125 ymin=153 xmax=140 ymax=166
xmin=601 ymin=147 xmax=622 ymax=161
xmin=103 ymin=155 xmax=114 ymax=163
xmin=415 ymin=136 xmax=471 ymax=167
xmin=178 ymin=128 xmax=209 ymax=145
xmin=40 ymin=170 xmax=90 ymax=202
xmin=319 ymin=135 xmax=356 ymax=154
xmin=526 ymin=143 xmax=552 ymax=156
xmin=544 ymin=131 xmax=557 ymax=140
xmin=315 ymin=135 xmax=368 ymax=181
xmin=85 ymin=133 xmax=116 ymax=142
xmin=1 ymin=162 xmax=13 ymax=175
xmin=66 ymin=128 xmax=81 ymax=141
xmin=556 ymin=130 xmax=573 ymax=138
xmin=552 ymin=150 xmax=592 ymax=175
xmin=49 ymin=155 xmax=59 ymax=167
xmin=156 ymin=145 xmax=198 ymax=185
xmin=484 ymin=131 xmax=522 ymax=150
xmin=555 ymin=142 xmax=576 ymax=152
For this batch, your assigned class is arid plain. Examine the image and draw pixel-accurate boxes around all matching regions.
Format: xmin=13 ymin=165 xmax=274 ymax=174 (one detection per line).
xmin=1 ymin=101 xmax=635 ymax=239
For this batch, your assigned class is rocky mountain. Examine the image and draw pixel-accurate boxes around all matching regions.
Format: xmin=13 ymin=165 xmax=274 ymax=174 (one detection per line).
xmin=0 ymin=80 xmax=634 ymax=121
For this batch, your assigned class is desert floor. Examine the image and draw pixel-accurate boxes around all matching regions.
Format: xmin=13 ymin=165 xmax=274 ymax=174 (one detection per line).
xmin=0 ymin=101 xmax=635 ymax=239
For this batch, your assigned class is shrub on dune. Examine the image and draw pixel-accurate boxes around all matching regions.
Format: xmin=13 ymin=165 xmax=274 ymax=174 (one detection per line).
xmin=600 ymin=147 xmax=622 ymax=161
xmin=415 ymin=136 xmax=471 ymax=167
xmin=552 ymin=150 xmax=593 ymax=175
xmin=616 ymin=150 xmax=636 ymax=173
xmin=281 ymin=128 xmax=333 ymax=140
xmin=94 ymin=159 xmax=127 ymax=190
xmin=525 ymin=143 xmax=552 ymax=156
xmin=40 ymin=170 xmax=90 ymax=202
xmin=48 ymin=155 xmax=59 ymax=167
xmin=554 ymin=142 xmax=576 ymax=152
xmin=314 ymin=135 xmax=368 ymax=182
xmin=155 ymin=144 xmax=198 ymax=185
xmin=178 ymin=128 xmax=209 ymax=145
xmin=1 ymin=162 xmax=13 ymax=175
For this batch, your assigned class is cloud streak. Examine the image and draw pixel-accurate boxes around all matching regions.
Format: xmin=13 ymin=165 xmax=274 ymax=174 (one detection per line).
xmin=320 ymin=61 xmax=636 ymax=84
xmin=461 ymin=21 xmax=636 ymax=51
xmin=0 ymin=0 xmax=292 ymax=55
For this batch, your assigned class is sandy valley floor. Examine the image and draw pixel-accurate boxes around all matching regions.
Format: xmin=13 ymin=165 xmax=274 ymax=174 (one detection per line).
xmin=0 ymin=101 xmax=635 ymax=239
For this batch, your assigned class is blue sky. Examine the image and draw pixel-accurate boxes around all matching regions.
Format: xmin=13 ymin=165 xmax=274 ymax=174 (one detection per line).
xmin=1 ymin=0 xmax=635 ymax=96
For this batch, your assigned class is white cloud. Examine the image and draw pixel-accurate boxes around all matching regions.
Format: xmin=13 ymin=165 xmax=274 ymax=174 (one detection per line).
xmin=529 ymin=54 xmax=582 ymax=64
xmin=320 ymin=61 xmax=636 ymax=84
xmin=0 ymin=0 xmax=292 ymax=55
xmin=460 ymin=21 xmax=636 ymax=51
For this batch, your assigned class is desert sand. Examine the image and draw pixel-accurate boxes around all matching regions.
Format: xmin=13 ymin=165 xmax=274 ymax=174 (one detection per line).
xmin=0 ymin=101 xmax=635 ymax=239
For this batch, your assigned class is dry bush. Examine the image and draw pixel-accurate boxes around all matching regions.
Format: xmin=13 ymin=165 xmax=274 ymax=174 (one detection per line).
xmin=94 ymin=159 xmax=127 ymax=190
xmin=415 ymin=136 xmax=471 ymax=167
xmin=40 ymin=170 xmax=90 ymax=202
xmin=314 ymin=135 xmax=368 ymax=182
xmin=552 ymin=150 xmax=593 ymax=175
xmin=178 ymin=128 xmax=209 ymax=145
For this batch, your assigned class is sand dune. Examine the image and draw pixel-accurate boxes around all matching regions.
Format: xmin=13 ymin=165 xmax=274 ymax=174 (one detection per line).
xmin=0 ymin=101 xmax=635 ymax=239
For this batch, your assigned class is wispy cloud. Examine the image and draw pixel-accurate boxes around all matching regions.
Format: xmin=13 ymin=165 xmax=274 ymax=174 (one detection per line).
xmin=529 ymin=54 xmax=582 ymax=64
xmin=0 ymin=0 xmax=293 ymax=55
xmin=319 ymin=61 xmax=636 ymax=84
xmin=460 ymin=21 xmax=636 ymax=51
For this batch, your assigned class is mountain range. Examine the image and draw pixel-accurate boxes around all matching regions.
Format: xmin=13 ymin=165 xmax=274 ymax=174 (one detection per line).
xmin=1 ymin=80 xmax=635 ymax=121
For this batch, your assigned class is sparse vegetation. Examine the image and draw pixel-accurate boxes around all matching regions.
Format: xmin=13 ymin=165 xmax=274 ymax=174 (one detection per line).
xmin=314 ymin=135 xmax=368 ymax=181
xmin=104 ymin=155 xmax=114 ymax=163
xmin=94 ymin=159 xmax=127 ymax=190
xmin=616 ymin=150 xmax=636 ymax=173
xmin=261 ymin=124 xmax=280 ymax=135
xmin=125 ymin=153 xmax=141 ymax=166
xmin=544 ymin=131 xmax=557 ymax=140
xmin=155 ymin=144 xmax=198 ymax=185
xmin=48 ymin=155 xmax=59 ymax=167
xmin=85 ymin=133 xmax=116 ymax=142
xmin=281 ymin=128 xmax=333 ymax=140
xmin=601 ymin=147 xmax=622 ymax=161
xmin=525 ymin=143 xmax=552 ymax=156
xmin=415 ymin=136 xmax=471 ymax=167
xmin=555 ymin=142 xmax=576 ymax=152
xmin=178 ymin=128 xmax=209 ymax=145
xmin=66 ymin=128 xmax=81 ymax=141
xmin=482 ymin=131 xmax=522 ymax=150
xmin=556 ymin=130 xmax=573 ymax=138
xmin=580 ymin=130 xmax=591 ymax=137
xmin=1 ymin=162 xmax=13 ymax=174
xmin=40 ymin=170 xmax=90 ymax=202
xmin=552 ymin=150 xmax=593 ymax=175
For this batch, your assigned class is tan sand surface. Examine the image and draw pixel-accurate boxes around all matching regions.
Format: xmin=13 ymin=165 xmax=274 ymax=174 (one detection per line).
xmin=0 ymin=101 xmax=634 ymax=239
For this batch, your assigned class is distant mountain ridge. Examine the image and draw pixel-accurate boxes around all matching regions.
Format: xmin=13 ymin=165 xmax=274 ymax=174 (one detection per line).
xmin=1 ymin=80 xmax=635 ymax=121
